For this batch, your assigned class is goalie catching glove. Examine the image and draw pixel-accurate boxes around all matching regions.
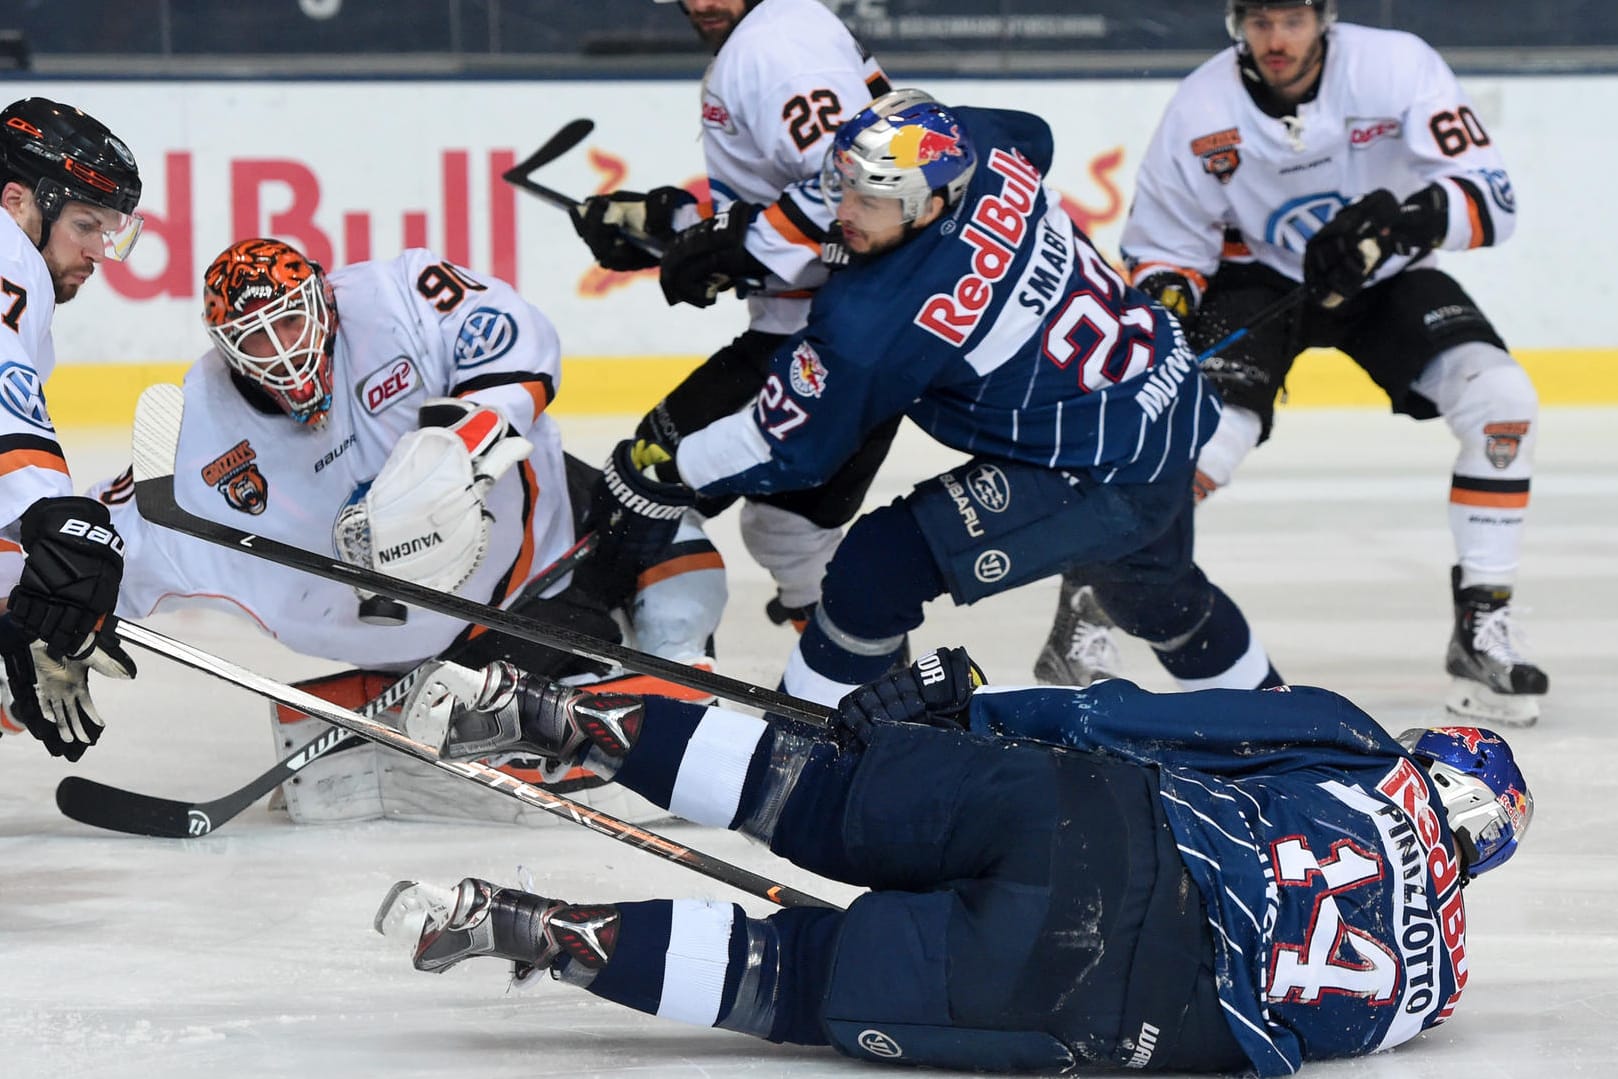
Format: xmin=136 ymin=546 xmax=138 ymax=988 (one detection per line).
xmin=333 ymin=398 xmax=533 ymax=603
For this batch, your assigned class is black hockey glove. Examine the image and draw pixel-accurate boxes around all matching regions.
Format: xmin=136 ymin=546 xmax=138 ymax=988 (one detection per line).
xmin=0 ymin=613 xmax=135 ymax=761
xmin=659 ymin=203 xmax=768 ymax=309
xmin=1134 ymin=269 xmax=1199 ymax=321
xmin=1304 ymin=186 xmax=1447 ymax=308
xmin=834 ymin=647 xmax=986 ymax=747
xmin=9 ymin=496 xmax=126 ymax=660
xmin=571 ymin=187 xmax=692 ymax=273
xmin=584 ymin=439 xmax=696 ymax=603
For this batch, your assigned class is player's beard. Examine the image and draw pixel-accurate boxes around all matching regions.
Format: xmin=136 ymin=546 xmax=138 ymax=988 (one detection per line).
xmin=47 ymin=252 xmax=95 ymax=303
xmin=1259 ymin=34 xmax=1325 ymax=100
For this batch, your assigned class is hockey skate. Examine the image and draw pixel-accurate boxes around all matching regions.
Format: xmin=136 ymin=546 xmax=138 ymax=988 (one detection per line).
xmin=1445 ymin=566 xmax=1549 ymax=727
xmin=375 ymin=877 xmax=619 ymax=977
xmin=1033 ymin=576 xmax=1122 ymax=687
xmin=403 ymin=660 xmax=644 ymax=781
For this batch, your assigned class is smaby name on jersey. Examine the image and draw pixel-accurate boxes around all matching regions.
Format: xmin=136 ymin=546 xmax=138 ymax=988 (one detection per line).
xmin=914 ymin=147 xmax=1044 ymax=347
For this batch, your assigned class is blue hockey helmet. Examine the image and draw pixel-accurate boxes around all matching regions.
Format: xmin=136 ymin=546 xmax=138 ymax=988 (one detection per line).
xmin=1398 ymin=726 xmax=1533 ymax=879
xmin=1225 ymin=0 xmax=1336 ymax=41
xmin=820 ymin=89 xmax=977 ymax=227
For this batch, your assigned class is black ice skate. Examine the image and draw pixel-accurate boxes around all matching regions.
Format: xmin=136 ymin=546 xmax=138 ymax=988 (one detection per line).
xmin=1034 ymin=575 xmax=1121 ymax=687
xmin=1445 ymin=566 xmax=1549 ymax=727
xmin=405 ymin=660 xmax=644 ymax=781
xmin=377 ymin=877 xmax=620 ymax=978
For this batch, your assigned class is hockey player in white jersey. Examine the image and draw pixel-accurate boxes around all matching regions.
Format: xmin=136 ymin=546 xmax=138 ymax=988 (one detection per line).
xmin=1038 ymin=0 xmax=1546 ymax=725
xmin=0 ymin=97 xmax=144 ymax=760
xmin=571 ymin=0 xmax=896 ymax=632
xmin=92 ymin=238 xmax=725 ymax=824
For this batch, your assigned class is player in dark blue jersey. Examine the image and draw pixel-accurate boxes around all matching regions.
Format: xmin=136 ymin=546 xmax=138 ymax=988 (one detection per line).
xmin=380 ymin=648 xmax=1533 ymax=1075
xmin=594 ymin=90 xmax=1280 ymax=706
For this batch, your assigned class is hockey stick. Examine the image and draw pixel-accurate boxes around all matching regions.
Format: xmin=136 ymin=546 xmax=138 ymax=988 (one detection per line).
xmin=56 ymin=669 xmax=419 ymax=838
xmin=500 ymin=117 xmax=595 ymax=209
xmin=1195 ymin=286 xmax=1305 ymax=363
xmin=131 ymin=385 xmax=834 ymax=727
xmin=52 ymin=532 xmax=601 ymax=840
xmin=108 ymin=620 xmax=841 ymax=910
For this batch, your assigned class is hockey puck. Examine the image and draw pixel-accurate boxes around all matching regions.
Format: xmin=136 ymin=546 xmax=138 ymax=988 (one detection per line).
xmin=357 ymin=595 xmax=409 ymax=626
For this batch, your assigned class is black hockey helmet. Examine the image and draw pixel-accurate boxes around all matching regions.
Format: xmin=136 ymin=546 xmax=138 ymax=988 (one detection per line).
xmin=0 ymin=97 xmax=143 ymax=258
xmin=1225 ymin=0 xmax=1336 ymax=41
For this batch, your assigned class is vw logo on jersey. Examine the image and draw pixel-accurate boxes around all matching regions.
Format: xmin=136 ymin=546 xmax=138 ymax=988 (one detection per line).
xmin=454 ymin=308 xmax=519 ymax=369
xmin=856 ymin=1029 xmax=903 ymax=1059
xmin=965 ymin=463 xmax=1011 ymax=513
xmin=1477 ymin=167 xmax=1516 ymax=213
xmin=0 ymin=362 xmax=53 ymax=431
xmin=1265 ymin=192 xmax=1350 ymax=254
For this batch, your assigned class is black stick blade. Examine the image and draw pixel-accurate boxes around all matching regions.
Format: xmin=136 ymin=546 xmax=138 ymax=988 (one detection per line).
xmin=56 ymin=776 xmax=210 ymax=838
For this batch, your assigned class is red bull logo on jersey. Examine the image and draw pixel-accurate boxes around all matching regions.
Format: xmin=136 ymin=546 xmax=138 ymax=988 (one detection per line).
xmin=787 ymin=341 xmax=829 ymax=398
xmin=914 ymin=147 xmax=1044 ymax=346
xmin=890 ymin=123 xmax=966 ymax=169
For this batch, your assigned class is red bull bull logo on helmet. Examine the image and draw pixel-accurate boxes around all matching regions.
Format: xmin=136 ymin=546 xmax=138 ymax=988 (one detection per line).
xmin=890 ymin=123 xmax=966 ymax=169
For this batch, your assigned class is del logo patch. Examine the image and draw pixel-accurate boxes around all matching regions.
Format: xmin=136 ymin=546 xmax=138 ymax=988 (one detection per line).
xmin=1191 ymin=127 xmax=1242 ymax=185
xmin=701 ymin=90 xmax=736 ymax=134
xmin=788 ymin=341 xmax=829 ymax=398
xmin=201 ymin=438 xmax=269 ymax=515
xmin=1347 ymin=117 xmax=1402 ymax=148
xmin=358 ymin=357 xmax=416 ymax=414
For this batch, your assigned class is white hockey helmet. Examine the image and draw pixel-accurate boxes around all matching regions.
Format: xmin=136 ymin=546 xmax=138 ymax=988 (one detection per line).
xmin=819 ymin=89 xmax=978 ymax=227
xmin=1225 ymin=0 xmax=1336 ymax=42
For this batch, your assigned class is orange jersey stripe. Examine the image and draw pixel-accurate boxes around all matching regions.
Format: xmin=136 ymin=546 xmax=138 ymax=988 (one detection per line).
xmin=1128 ymin=261 xmax=1209 ymax=293
xmin=523 ymin=380 xmax=552 ymax=421
xmin=1450 ymin=487 xmax=1530 ymax=509
xmin=636 ymin=550 xmax=725 ymax=591
xmin=763 ymin=201 xmax=821 ymax=253
xmin=0 ymin=447 xmax=68 ymax=478
xmin=0 ymin=538 xmax=19 ymax=556
xmin=1462 ymin=184 xmax=1487 ymax=249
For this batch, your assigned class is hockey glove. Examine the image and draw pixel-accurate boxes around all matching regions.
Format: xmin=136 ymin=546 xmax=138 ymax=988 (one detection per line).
xmin=333 ymin=399 xmax=533 ymax=606
xmin=659 ymin=203 xmax=768 ymax=309
xmin=0 ymin=613 xmax=135 ymax=761
xmin=9 ymin=496 xmax=126 ymax=662
xmin=1135 ymin=269 xmax=1201 ymax=321
xmin=584 ymin=439 xmax=696 ymax=603
xmin=571 ymin=187 xmax=692 ymax=273
xmin=1304 ymin=186 xmax=1446 ymax=308
xmin=834 ymin=647 xmax=986 ymax=746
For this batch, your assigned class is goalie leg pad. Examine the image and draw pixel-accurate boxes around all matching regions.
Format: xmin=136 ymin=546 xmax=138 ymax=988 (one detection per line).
xmin=271 ymin=670 xmax=400 ymax=824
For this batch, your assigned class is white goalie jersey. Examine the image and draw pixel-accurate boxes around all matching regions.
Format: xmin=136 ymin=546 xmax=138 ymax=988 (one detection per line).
xmin=675 ymin=0 xmax=889 ymax=332
xmin=1121 ymin=22 xmax=1516 ymax=292
xmin=92 ymin=248 xmax=574 ymax=670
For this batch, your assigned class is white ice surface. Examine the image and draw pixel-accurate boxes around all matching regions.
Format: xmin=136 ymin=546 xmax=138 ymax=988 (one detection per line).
xmin=3 ymin=408 xmax=1616 ymax=1079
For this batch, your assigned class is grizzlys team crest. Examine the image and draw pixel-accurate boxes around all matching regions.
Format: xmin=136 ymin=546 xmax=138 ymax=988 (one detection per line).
xmin=1191 ymin=127 xmax=1242 ymax=185
xmin=1484 ymin=421 xmax=1530 ymax=469
xmin=201 ymin=438 xmax=269 ymax=515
